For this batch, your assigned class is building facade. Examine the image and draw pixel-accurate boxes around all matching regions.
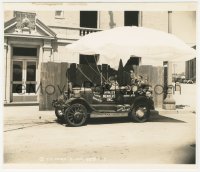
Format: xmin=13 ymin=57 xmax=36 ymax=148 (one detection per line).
xmin=4 ymin=10 xmax=196 ymax=106
xmin=185 ymin=58 xmax=196 ymax=82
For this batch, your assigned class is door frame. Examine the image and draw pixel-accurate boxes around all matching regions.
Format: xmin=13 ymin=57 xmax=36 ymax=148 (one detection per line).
xmin=11 ymin=56 xmax=39 ymax=102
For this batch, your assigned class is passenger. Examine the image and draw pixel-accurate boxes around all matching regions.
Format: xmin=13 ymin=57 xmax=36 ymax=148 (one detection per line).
xmin=108 ymin=76 xmax=119 ymax=90
xmin=129 ymin=70 xmax=136 ymax=85
xmin=123 ymin=70 xmax=136 ymax=92
xmin=135 ymin=75 xmax=145 ymax=87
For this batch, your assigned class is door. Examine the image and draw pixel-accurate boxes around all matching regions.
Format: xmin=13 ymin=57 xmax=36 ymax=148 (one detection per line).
xmin=12 ymin=59 xmax=38 ymax=102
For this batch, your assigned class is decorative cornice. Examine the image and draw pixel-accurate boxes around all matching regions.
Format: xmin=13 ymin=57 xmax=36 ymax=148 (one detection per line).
xmin=36 ymin=19 xmax=57 ymax=37
xmin=4 ymin=18 xmax=17 ymax=31
xmin=4 ymin=33 xmax=55 ymax=40
xmin=4 ymin=15 xmax=56 ymax=39
xmin=4 ymin=17 xmax=17 ymax=28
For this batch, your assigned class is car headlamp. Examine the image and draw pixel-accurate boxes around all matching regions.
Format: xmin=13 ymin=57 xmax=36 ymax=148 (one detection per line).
xmin=132 ymin=85 xmax=138 ymax=92
xmin=146 ymin=91 xmax=152 ymax=97
xmin=148 ymin=86 xmax=153 ymax=92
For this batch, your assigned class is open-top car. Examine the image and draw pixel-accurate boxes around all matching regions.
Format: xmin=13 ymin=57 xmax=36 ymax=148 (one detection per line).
xmin=53 ymin=25 xmax=195 ymax=127
xmin=52 ymin=82 xmax=154 ymax=127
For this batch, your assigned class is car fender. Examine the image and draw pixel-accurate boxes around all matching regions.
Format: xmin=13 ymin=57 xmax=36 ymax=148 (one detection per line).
xmin=65 ymin=97 xmax=95 ymax=112
xmin=130 ymin=96 xmax=152 ymax=110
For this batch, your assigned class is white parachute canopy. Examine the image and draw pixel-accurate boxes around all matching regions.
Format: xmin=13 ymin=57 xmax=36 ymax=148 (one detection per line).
xmin=66 ymin=26 xmax=196 ymax=67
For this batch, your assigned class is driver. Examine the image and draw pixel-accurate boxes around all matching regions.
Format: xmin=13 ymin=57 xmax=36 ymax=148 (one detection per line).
xmin=135 ymin=75 xmax=145 ymax=87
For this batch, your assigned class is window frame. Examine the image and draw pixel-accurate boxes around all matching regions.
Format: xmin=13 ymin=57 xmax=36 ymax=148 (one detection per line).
xmin=55 ymin=11 xmax=65 ymax=19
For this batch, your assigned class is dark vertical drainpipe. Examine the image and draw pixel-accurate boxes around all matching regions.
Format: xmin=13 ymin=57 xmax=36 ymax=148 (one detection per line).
xmin=108 ymin=11 xmax=116 ymax=28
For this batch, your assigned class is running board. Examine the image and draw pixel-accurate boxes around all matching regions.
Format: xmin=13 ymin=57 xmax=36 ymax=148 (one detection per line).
xmin=90 ymin=112 xmax=128 ymax=118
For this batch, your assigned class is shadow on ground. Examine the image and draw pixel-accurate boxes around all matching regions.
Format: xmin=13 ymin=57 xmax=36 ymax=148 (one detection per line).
xmin=148 ymin=110 xmax=186 ymax=123
xmin=5 ymin=110 xmax=185 ymax=131
xmin=60 ymin=110 xmax=185 ymax=127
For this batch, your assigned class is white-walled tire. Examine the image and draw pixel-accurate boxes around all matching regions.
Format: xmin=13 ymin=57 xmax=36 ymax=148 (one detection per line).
xmin=131 ymin=103 xmax=150 ymax=122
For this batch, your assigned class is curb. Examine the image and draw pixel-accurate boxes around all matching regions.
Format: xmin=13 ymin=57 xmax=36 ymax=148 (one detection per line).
xmin=4 ymin=102 xmax=39 ymax=106
xmin=155 ymin=109 xmax=195 ymax=115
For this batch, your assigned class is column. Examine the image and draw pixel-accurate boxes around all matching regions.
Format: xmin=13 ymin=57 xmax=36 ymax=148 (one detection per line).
xmin=139 ymin=11 xmax=143 ymax=27
xmin=5 ymin=41 xmax=12 ymax=103
xmin=4 ymin=38 xmax=8 ymax=103
xmin=43 ymin=39 xmax=52 ymax=62
xmin=36 ymin=45 xmax=43 ymax=102
xmin=163 ymin=61 xmax=176 ymax=110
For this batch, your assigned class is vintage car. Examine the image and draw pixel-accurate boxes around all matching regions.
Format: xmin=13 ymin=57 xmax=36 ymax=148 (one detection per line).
xmin=52 ymin=82 xmax=154 ymax=127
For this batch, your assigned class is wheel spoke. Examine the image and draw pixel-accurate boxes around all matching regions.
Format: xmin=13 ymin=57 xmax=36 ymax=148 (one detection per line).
xmin=68 ymin=113 xmax=73 ymax=117
xmin=71 ymin=108 xmax=76 ymax=114
xmin=75 ymin=108 xmax=79 ymax=113
xmin=68 ymin=117 xmax=74 ymax=122
xmin=68 ymin=111 xmax=74 ymax=116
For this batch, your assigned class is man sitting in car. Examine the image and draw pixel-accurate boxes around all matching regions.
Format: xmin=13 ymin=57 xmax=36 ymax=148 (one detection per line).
xmin=108 ymin=75 xmax=119 ymax=90
xmin=135 ymin=75 xmax=145 ymax=87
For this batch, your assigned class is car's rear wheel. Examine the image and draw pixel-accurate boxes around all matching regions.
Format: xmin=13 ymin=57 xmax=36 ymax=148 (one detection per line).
xmin=64 ymin=103 xmax=88 ymax=127
xmin=131 ymin=103 xmax=150 ymax=122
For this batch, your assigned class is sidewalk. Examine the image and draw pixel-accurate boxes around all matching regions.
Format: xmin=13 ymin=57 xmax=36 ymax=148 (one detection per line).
xmin=172 ymin=83 xmax=196 ymax=113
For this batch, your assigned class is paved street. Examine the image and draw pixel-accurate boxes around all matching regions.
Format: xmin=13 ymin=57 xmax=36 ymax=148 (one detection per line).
xmin=4 ymin=109 xmax=195 ymax=165
xmin=3 ymin=83 xmax=196 ymax=165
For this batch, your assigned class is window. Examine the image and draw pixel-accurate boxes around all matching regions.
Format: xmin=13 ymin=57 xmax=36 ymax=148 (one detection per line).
xmin=79 ymin=55 xmax=99 ymax=64
xmin=55 ymin=11 xmax=64 ymax=19
xmin=80 ymin=11 xmax=97 ymax=28
xmin=124 ymin=11 xmax=139 ymax=26
xmin=13 ymin=47 xmax=37 ymax=56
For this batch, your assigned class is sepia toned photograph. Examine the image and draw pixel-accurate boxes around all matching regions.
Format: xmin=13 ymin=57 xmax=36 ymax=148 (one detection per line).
xmin=2 ymin=1 xmax=198 ymax=170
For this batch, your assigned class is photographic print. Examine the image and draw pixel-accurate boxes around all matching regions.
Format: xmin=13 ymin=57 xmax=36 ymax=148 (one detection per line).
xmin=2 ymin=1 xmax=197 ymax=170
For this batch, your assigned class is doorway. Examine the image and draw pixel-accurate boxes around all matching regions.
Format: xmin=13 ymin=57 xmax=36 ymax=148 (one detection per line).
xmin=11 ymin=47 xmax=38 ymax=102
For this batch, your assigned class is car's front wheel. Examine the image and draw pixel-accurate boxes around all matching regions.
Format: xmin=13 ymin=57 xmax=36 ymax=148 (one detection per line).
xmin=131 ymin=103 xmax=150 ymax=122
xmin=64 ymin=103 xmax=88 ymax=127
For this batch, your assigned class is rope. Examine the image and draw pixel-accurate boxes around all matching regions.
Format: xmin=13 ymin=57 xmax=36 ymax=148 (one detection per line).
xmin=77 ymin=66 xmax=93 ymax=83
xmin=85 ymin=57 xmax=101 ymax=76
xmin=93 ymin=55 xmax=108 ymax=82
xmin=83 ymin=55 xmax=108 ymax=83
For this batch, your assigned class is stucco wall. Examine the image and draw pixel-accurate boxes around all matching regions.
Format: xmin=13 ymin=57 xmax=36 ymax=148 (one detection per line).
xmin=4 ymin=11 xmax=14 ymax=22
xmin=4 ymin=10 xmax=196 ymax=45
xmin=99 ymin=11 xmax=124 ymax=29
xmin=171 ymin=11 xmax=196 ymax=46
xmin=52 ymin=42 xmax=79 ymax=63
xmin=142 ymin=11 xmax=168 ymax=33
xmin=37 ymin=11 xmax=124 ymax=29
xmin=36 ymin=11 xmax=80 ymax=27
